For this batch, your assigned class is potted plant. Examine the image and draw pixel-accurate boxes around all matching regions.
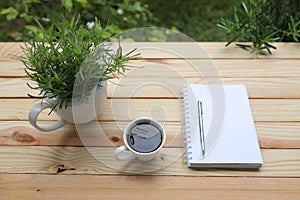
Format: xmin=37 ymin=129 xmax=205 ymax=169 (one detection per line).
xmin=23 ymin=15 xmax=139 ymax=131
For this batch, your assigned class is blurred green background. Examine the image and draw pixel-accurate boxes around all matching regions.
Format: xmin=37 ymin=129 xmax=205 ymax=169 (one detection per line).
xmin=146 ymin=0 xmax=241 ymax=41
xmin=0 ymin=0 xmax=241 ymax=42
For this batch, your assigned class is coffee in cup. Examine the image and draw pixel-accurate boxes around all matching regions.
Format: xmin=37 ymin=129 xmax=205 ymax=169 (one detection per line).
xmin=114 ymin=118 xmax=166 ymax=161
xmin=127 ymin=123 xmax=162 ymax=153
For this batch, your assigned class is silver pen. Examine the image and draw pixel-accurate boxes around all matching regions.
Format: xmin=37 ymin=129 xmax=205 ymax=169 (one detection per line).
xmin=197 ymin=100 xmax=205 ymax=156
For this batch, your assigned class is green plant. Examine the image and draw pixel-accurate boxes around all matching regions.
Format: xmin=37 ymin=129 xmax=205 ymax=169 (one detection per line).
xmin=217 ymin=0 xmax=300 ymax=54
xmin=22 ymin=15 xmax=139 ymax=111
xmin=0 ymin=0 xmax=155 ymax=41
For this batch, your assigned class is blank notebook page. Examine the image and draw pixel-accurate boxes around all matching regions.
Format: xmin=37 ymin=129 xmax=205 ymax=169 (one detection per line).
xmin=183 ymin=84 xmax=263 ymax=168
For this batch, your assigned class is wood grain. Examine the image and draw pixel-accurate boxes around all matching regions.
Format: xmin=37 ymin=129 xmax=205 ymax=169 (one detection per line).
xmin=2 ymin=58 xmax=300 ymax=78
xmin=0 ymin=42 xmax=300 ymax=199
xmin=108 ymin=77 xmax=300 ymax=98
xmin=256 ymin=122 xmax=300 ymax=149
xmin=127 ymin=59 xmax=300 ymax=78
xmin=1 ymin=42 xmax=300 ymax=62
xmin=0 ymin=121 xmax=181 ymax=147
xmin=0 ymin=98 xmax=300 ymax=122
xmin=0 ymin=146 xmax=299 ymax=177
xmin=1 ymin=174 xmax=300 ymax=200
xmin=0 ymin=121 xmax=300 ymax=149
xmin=1 ymin=77 xmax=300 ymax=98
xmin=0 ymin=60 xmax=25 ymax=77
xmin=114 ymin=42 xmax=300 ymax=59
xmin=0 ymin=42 xmax=24 ymax=61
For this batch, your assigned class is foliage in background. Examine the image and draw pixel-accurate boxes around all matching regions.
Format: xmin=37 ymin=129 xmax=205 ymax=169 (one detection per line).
xmin=0 ymin=0 xmax=154 ymax=41
xmin=2 ymin=0 xmax=299 ymax=46
xmin=218 ymin=0 xmax=300 ymax=54
xmin=22 ymin=15 xmax=138 ymax=110
xmin=145 ymin=0 xmax=242 ymax=41
xmin=0 ymin=0 xmax=240 ymax=42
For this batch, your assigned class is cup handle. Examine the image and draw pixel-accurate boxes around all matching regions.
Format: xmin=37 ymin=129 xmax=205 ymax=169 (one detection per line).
xmin=28 ymin=101 xmax=67 ymax=132
xmin=114 ymin=146 xmax=136 ymax=161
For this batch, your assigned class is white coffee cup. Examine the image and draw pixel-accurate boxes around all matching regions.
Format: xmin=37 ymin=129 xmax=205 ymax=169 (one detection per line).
xmin=114 ymin=118 xmax=166 ymax=161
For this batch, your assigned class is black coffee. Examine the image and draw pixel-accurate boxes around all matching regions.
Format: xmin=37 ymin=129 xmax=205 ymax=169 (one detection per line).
xmin=127 ymin=123 xmax=162 ymax=153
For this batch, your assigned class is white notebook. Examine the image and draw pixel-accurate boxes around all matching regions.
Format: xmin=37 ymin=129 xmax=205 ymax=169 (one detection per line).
xmin=181 ymin=84 xmax=263 ymax=168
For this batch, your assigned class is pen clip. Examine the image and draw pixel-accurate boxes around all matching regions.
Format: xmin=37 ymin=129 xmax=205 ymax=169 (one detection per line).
xmin=199 ymin=101 xmax=203 ymax=114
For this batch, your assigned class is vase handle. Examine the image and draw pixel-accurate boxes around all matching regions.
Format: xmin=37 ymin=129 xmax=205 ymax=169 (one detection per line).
xmin=28 ymin=102 xmax=67 ymax=132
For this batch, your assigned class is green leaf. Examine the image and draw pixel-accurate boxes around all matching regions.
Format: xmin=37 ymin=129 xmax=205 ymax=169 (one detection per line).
xmin=20 ymin=12 xmax=34 ymax=22
xmin=216 ymin=23 xmax=229 ymax=31
xmin=132 ymin=2 xmax=143 ymax=12
xmin=171 ymin=26 xmax=179 ymax=32
xmin=242 ymin=2 xmax=248 ymax=13
xmin=0 ymin=7 xmax=19 ymax=21
xmin=107 ymin=24 xmax=122 ymax=34
xmin=75 ymin=0 xmax=88 ymax=6
xmin=101 ymin=31 xmax=112 ymax=39
xmin=61 ymin=0 xmax=73 ymax=12
xmin=25 ymin=25 xmax=39 ymax=33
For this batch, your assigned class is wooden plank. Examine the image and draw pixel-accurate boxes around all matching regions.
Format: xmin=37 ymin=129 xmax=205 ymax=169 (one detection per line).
xmin=0 ymin=121 xmax=300 ymax=149
xmin=0 ymin=78 xmax=37 ymax=97
xmin=1 ymin=174 xmax=300 ymax=200
xmin=0 ymin=60 xmax=25 ymax=77
xmin=256 ymin=122 xmax=300 ymax=149
xmin=127 ymin=59 xmax=300 ymax=78
xmin=0 ymin=99 xmax=299 ymax=122
xmin=108 ymin=77 xmax=300 ymax=99
xmin=0 ymin=42 xmax=24 ymax=61
xmin=0 ymin=121 xmax=181 ymax=147
xmin=0 ymin=98 xmax=180 ymax=122
xmin=251 ymin=99 xmax=300 ymax=121
xmin=1 ymin=42 xmax=300 ymax=61
xmin=1 ymin=42 xmax=299 ymax=199
xmin=2 ymin=77 xmax=300 ymax=98
xmin=0 ymin=147 xmax=299 ymax=177
xmin=116 ymin=42 xmax=300 ymax=59
xmin=2 ymin=58 xmax=300 ymax=78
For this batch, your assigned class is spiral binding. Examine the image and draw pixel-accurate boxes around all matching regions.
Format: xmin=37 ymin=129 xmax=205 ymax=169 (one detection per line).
xmin=180 ymin=86 xmax=193 ymax=164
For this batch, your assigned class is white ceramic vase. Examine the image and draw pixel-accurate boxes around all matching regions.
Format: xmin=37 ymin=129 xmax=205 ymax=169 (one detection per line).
xmin=28 ymin=81 xmax=107 ymax=132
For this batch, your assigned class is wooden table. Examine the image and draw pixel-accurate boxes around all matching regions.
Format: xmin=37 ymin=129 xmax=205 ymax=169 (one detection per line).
xmin=0 ymin=42 xmax=300 ymax=199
